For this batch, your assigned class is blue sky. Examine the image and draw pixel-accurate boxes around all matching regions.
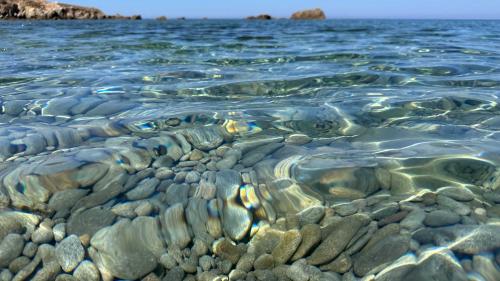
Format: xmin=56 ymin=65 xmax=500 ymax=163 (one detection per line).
xmin=64 ymin=0 xmax=500 ymax=19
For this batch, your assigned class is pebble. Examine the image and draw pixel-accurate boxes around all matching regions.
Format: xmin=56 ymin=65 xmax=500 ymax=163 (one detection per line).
xmin=155 ymin=167 xmax=175 ymax=180
xmin=53 ymin=223 xmax=66 ymax=242
xmin=31 ymin=221 xmax=54 ymax=244
xmin=125 ymin=177 xmax=159 ymax=200
xmin=254 ymin=254 xmax=275 ymax=270
xmin=73 ymin=260 xmax=100 ymax=281
xmin=8 ymin=256 xmax=31 ymax=273
xmin=213 ymin=238 xmax=243 ymax=265
xmin=229 ymin=269 xmax=247 ymax=281
xmin=319 ymin=253 xmax=352 ymax=273
xmin=307 ymin=214 xmax=369 ymax=265
xmin=199 ymin=255 xmax=213 ymax=271
xmin=436 ymin=186 xmax=475 ymax=201
xmin=236 ymin=252 xmax=256 ymax=272
xmin=291 ymin=224 xmax=321 ymax=261
xmin=285 ymin=134 xmax=312 ymax=145
xmin=55 ymin=235 xmax=85 ymax=272
xmin=437 ymin=195 xmax=471 ymax=216
xmin=272 ymin=229 xmax=302 ymax=264
xmin=0 ymin=233 xmax=24 ymax=268
xmin=23 ymin=242 xmax=38 ymax=258
xmin=423 ymin=210 xmax=461 ymax=227
xmin=185 ymin=171 xmax=201 ymax=183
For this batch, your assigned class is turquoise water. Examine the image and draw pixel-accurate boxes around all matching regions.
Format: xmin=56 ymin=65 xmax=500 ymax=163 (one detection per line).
xmin=0 ymin=20 xmax=499 ymax=280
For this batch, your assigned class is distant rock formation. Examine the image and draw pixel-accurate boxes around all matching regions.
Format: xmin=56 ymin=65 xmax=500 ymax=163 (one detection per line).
xmin=290 ymin=8 xmax=326 ymax=20
xmin=156 ymin=16 xmax=167 ymax=21
xmin=0 ymin=0 xmax=141 ymax=20
xmin=246 ymin=14 xmax=272 ymax=20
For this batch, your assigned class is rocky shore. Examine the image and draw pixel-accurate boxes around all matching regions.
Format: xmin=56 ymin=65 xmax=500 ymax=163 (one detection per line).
xmin=0 ymin=117 xmax=499 ymax=281
xmin=0 ymin=0 xmax=140 ymax=20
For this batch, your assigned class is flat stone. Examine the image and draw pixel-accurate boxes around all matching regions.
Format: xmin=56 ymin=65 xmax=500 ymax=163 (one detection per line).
xmin=213 ymin=238 xmax=242 ymax=265
xmin=353 ymin=234 xmax=410 ymax=276
xmin=436 ymin=186 xmax=475 ymax=201
xmin=400 ymin=209 xmax=425 ymax=231
xmin=291 ymin=224 xmax=321 ymax=261
xmin=450 ymin=223 xmax=500 ymax=254
xmin=473 ymin=254 xmax=500 ymax=281
xmin=161 ymin=203 xmax=191 ymax=249
xmin=254 ymin=254 xmax=275 ymax=270
xmin=0 ymin=233 xmax=24 ymax=268
xmin=272 ymin=229 xmax=302 ymax=264
xmin=66 ymin=206 xmax=116 ymax=237
xmin=297 ymin=206 xmax=325 ymax=226
xmin=53 ymin=223 xmax=66 ymax=242
xmin=423 ymin=210 xmax=460 ymax=227
xmin=31 ymin=222 xmax=54 ymax=244
xmin=73 ymin=260 xmax=100 ymax=281
xmin=236 ymin=253 xmax=255 ymax=272
xmin=90 ymin=216 xmax=166 ymax=280
xmin=437 ymin=195 xmax=471 ymax=216
xmin=0 ymin=212 xmax=40 ymax=241
xmin=307 ymin=214 xmax=370 ymax=265
xmin=403 ymin=249 xmax=468 ymax=281
xmin=126 ymin=177 xmax=159 ymax=200
xmin=9 ymin=256 xmax=31 ymax=273
xmin=319 ymin=252 xmax=352 ymax=273
xmin=56 ymin=235 xmax=85 ymax=272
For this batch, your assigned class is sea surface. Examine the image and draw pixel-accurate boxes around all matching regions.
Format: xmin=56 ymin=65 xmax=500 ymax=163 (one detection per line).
xmin=0 ymin=20 xmax=499 ymax=280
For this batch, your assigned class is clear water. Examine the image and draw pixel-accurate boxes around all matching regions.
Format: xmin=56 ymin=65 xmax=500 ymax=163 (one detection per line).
xmin=0 ymin=20 xmax=499 ymax=280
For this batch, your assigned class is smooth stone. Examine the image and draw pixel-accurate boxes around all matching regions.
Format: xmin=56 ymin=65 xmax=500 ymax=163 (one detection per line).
xmin=436 ymin=195 xmax=471 ymax=216
xmin=370 ymin=202 xmax=399 ymax=220
xmin=182 ymin=126 xmax=225 ymax=151
xmin=216 ymin=149 xmax=241 ymax=170
xmin=254 ymin=254 xmax=275 ymax=270
xmin=291 ymin=224 xmax=321 ymax=261
xmin=236 ymin=253 xmax=255 ymax=272
xmin=165 ymin=184 xmax=189 ymax=207
xmin=56 ymin=235 xmax=85 ymax=272
xmin=126 ymin=178 xmax=159 ymax=200
xmin=155 ymin=168 xmax=175 ymax=180
xmin=221 ymin=202 xmax=253 ymax=241
xmin=213 ymin=238 xmax=242 ymax=265
xmin=10 ymin=250 xmax=42 ymax=281
xmin=229 ymin=269 xmax=247 ymax=281
xmin=4 ymin=211 xmax=34 ymax=241
xmin=66 ymin=206 xmax=116 ymax=237
xmin=353 ymin=234 xmax=410 ymax=276
xmin=319 ymin=253 xmax=352 ymax=273
xmin=307 ymin=214 xmax=370 ymax=265
xmin=31 ymin=222 xmax=54 ymax=244
xmin=374 ymin=254 xmax=418 ymax=281
xmin=91 ymin=217 xmax=165 ymax=280
xmin=400 ymin=209 xmax=425 ymax=231
xmin=436 ymin=186 xmax=475 ymax=201
xmin=248 ymin=227 xmax=285 ymax=257
xmin=31 ymin=261 xmax=61 ymax=281
xmin=241 ymin=143 xmax=284 ymax=167
xmin=189 ymin=149 xmax=204 ymax=161
xmin=0 ymin=234 xmax=24 ymax=268
xmin=272 ymin=229 xmax=302 ymax=265
xmin=334 ymin=203 xmax=358 ymax=217
xmin=55 ymin=274 xmax=77 ymax=281
xmin=73 ymin=260 xmax=100 ymax=281
xmin=161 ymin=203 xmax=191 ymax=249
xmin=22 ymin=242 xmax=38 ymax=258
xmin=285 ymin=134 xmax=312 ymax=145
xmin=9 ymin=256 xmax=31 ymax=273
xmin=297 ymin=206 xmax=325 ymax=226
xmin=403 ymin=249 xmax=467 ymax=281
xmin=473 ymin=254 xmax=500 ymax=281
xmin=185 ymin=198 xmax=212 ymax=244
xmin=286 ymin=259 xmax=322 ymax=281
xmin=185 ymin=171 xmax=200 ymax=184
xmin=48 ymin=189 xmax=89 ymax=216
xmin=53 ymin=223 xmax=66 ymax=242
xmin=0 ymin=269 xmax=13 ymax=281
xmin=423 ymin=210 xmax=460 ymax=227
xmin=449 ymin=223 xmax=500 ymax=254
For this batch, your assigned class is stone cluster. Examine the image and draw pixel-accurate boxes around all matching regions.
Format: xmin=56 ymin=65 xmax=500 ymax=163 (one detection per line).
xmin=0 ymin=121 xmax=499 ymax=281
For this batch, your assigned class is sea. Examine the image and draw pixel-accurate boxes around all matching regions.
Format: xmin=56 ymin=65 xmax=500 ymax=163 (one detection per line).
xmin=0 ymin=19 xmax=499 ymax=280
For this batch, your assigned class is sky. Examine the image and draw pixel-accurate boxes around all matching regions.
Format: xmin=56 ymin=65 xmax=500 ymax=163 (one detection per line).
xmin=62 ymin=0 xmax=500 ymax=19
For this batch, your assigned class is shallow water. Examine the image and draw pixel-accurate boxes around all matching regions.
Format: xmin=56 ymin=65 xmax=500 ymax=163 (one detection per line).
xmin=0 ymin=20 xmax=499 ymax=280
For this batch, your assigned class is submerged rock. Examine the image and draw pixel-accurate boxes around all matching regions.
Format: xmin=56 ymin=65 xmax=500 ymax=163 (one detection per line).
xmin=55 ymin=235 xmax=84 ymax=272
xmin=90 ymin=216 xmax=166 ymax=280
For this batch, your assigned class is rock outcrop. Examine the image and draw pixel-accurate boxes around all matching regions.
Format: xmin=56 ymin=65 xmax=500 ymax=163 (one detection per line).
xmin=246 ymin=14 xmax=272 ymax=20
xmin=0 ymin=0 xmax=140 ymax=20
xmin=290 ymin=8 xmax=326 ymax=20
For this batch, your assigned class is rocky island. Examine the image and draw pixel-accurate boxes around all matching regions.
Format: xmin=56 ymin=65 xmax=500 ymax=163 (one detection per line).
xmin=291 ymin=8 xmax=326 ymax=20
xmin=0 ymin=0 xmax=140 ymax=20
xmin=246 ymin=14 xmax=272 ymax=20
